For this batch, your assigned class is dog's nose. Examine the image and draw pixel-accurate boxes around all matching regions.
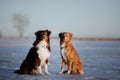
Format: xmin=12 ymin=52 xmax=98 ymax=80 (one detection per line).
xmin=61 ymin=36 xmax=65 ymax=40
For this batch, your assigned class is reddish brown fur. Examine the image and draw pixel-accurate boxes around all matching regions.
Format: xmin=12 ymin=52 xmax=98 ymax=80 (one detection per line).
xmin=58 ymin=32 xmax=84 ymax=75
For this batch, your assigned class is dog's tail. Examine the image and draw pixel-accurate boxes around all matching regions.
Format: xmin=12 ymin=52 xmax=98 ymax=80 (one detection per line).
xmin=72 ymin=70 xmax=84 ymax=75
xmin=14 ymin=70 xmax=20 ymax=74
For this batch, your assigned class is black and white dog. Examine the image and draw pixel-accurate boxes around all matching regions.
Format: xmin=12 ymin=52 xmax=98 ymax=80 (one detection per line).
xmin=14 ymin=30 xmax=51 ymax=75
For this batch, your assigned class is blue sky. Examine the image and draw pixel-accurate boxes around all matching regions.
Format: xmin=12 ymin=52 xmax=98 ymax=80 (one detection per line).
xmin=0 ymin=0 xmax=120 ymax=38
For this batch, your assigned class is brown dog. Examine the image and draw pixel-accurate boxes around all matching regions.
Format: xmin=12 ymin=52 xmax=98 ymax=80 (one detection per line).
xmin=14 ymin=30 xmax=51 ymax=75
xmin=58 ymin=32 xmax=84 ymax=75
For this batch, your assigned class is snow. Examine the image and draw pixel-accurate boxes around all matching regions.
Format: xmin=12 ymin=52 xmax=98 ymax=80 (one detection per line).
xmin=0 ymin=38 xmax=120 ymax=80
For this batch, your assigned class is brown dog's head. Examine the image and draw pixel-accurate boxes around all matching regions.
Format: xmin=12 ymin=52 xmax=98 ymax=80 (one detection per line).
xmin=59 ymin=32 xmax=73 ymax=47
xmin=33 ymin=30 xmax=51 ymax=46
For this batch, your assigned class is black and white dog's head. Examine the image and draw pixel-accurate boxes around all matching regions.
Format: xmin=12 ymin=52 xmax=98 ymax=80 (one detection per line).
xmin=33 ymin=30 xmax=51 ymax=51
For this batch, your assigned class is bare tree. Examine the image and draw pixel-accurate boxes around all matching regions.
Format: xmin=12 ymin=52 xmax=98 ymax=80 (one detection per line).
xmin=0 ymin=31 xmax=2 ymax=38
xmin=12 ymin=14 xmax=29 ymax=38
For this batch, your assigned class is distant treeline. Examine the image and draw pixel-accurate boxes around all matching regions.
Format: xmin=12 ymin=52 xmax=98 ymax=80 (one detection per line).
xmin=1 ymin=36 xmax=120 ymax=41
xmin=52 ymin=37 xmax=120 ymax=41
xmin=74 ymin=37 xmax=120 ymax=41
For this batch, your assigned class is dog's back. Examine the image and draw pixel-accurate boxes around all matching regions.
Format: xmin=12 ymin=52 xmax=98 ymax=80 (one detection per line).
xmin=14 ymin=47 xmax=39 ymax=74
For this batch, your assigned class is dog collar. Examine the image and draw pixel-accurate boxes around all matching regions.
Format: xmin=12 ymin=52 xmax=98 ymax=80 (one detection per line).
xmin=60 ymin=46 xmax=67 ymax=49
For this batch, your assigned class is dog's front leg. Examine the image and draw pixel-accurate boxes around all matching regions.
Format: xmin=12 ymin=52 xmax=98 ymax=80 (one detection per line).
xmin=66 ymin=60 xmax=73 ymax=75
xmin=44 ymin=63 xmax=50 ymax=75
xmin=37 ymin=66 xmax=44 ymax=75
xmin=58 ymin=60 xmax=66 ymax=74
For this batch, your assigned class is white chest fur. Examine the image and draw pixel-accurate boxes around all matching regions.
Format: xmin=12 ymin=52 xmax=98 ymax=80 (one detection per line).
xmin=61 ymin=47 xmax=67 ymax=62
xmin=36 ymin=41 xmax=50 ymax=64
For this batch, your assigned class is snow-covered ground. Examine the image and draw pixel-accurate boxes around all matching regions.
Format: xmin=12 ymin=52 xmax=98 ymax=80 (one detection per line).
xmin=0 ymin=38 xmax=120 ymax=80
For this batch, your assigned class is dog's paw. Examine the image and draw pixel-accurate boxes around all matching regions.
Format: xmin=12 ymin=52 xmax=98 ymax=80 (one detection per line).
xmin=39 ymin=72 xmax=44 ymax=75
xmin=58 ymin=72 xmax=62 ymax=75
xmin=65 ymin=70 xmax=70 ymax=75
xmin=80 ymin=70 xmax=84 ymax=75
xmin=46 ymin=72 xmax=50 ymax=75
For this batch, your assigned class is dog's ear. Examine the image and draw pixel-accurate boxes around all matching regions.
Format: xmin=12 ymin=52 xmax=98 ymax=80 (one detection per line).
xmin=59 ymin=33 xmax=62 ymax=38
xmin=35 ymin=31 xmax=39 ymax=36
xmin=46 ymin=30 xmax=51 ymax=36
xmin=69 ymin=32 xmax=73 ymax=41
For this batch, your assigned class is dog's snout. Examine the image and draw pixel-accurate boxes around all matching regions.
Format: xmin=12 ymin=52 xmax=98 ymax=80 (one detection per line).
xmin=42 ymin=35 xmax=45 ymax=39
xmin=61 ymin=36 xmax=65 ymax=41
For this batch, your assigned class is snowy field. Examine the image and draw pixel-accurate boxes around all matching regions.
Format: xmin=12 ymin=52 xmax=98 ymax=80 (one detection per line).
xmin=0 ymin=38 xmax=120 ymax=80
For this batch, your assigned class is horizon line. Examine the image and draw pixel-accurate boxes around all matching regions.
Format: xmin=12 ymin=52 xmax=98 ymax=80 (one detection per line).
xmin=1 ymin=36 xmax=120 ymax=41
